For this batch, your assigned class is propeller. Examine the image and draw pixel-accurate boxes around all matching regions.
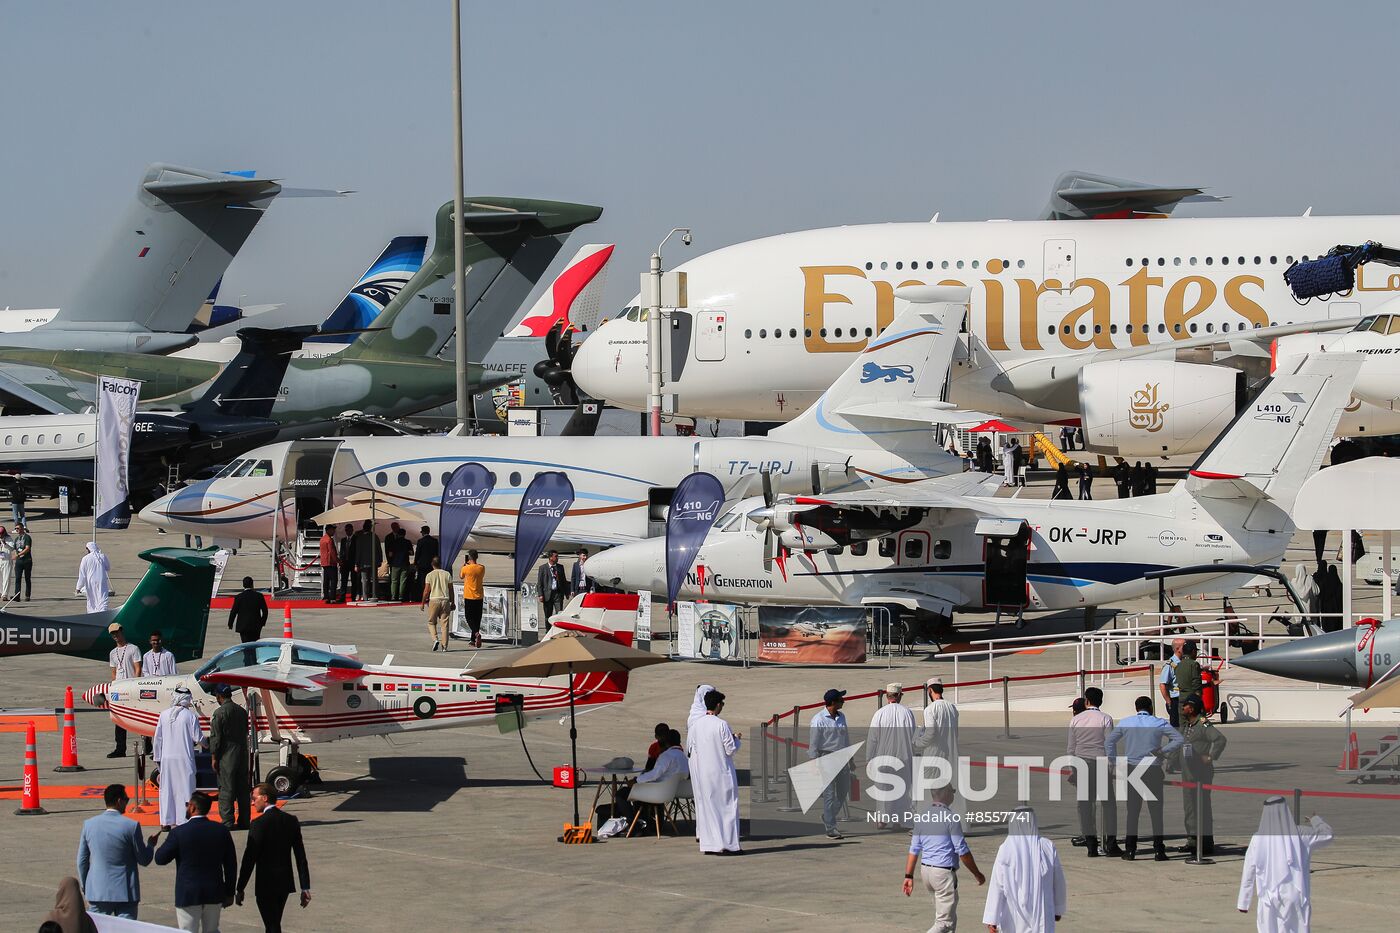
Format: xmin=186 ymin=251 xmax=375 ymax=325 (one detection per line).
xmin=751 ymin=469 xmax=792 ymax=579
xmin=533 ymin=321 xmax=580 ymax=405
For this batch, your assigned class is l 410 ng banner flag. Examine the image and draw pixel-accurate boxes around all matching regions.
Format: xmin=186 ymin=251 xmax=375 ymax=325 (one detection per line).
xmin=438 ymin=462 xmax=496 ymax=571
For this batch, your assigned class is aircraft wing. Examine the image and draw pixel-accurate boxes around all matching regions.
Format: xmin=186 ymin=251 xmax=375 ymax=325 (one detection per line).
xmin=836 ymin=402 xmax=998 ymax=425
xmin=199 ymin=663 xmax=365 ymax=694
xmin=792 ymin=471 xmax=1002 ymax=511
xmin=0 ymin=361 xmax=96 ymax=414
xmin=470 ymin=520 xmax=645 ymax=549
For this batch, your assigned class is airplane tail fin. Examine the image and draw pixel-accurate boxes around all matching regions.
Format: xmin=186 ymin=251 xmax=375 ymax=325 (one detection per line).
xmin=55 ymin=164 xmax=283 ymax=334
xmin=1185 ymin=353 xmax=1362 ymax=510
xmin=182 ymin=325 xmax=316 ymax=420
xmin=308 ymin=236 xmax=428 ymax=344
xmin=102 ymin=548 xmax=214 ymax=664
xmin=505 ymin=244 xmax=614 ymax=337
xmin=341 ymin=198 xmax=603 ymax=362
xmin=771 ymin=286 xmax=978 ymax=451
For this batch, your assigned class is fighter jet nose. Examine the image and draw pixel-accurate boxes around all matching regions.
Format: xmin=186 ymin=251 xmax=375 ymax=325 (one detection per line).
xmin=1232 ymin=626 xmax=1362 ymax=686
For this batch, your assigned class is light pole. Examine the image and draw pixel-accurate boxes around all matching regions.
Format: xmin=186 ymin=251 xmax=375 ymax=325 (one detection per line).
xmin=452 ymin=0 xmax=470 ymax=432
xmin=647 ymin=227 xmax=691 ymax=437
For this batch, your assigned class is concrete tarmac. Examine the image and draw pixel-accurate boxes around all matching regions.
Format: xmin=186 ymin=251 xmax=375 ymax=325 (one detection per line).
xmin=2 ymin=494 xmax=1399 ymax=931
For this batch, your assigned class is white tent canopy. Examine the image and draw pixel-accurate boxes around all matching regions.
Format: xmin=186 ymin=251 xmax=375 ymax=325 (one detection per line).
xmin=1292 ymin=456 xmax=1400 ymax=622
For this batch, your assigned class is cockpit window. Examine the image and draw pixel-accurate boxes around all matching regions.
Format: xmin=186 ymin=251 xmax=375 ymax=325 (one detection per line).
xmin=1370 ymin=315 xmax=1392 ymax=334
xmin=249 ymin=459 xmax=273 ymax=478
xmin=215 ymin=459 xmax=247 ymax=478
xmin=1356 ymin=316 xmax=1378 ymax=333
xmin=192 ymin=642 xmax=284 ymax=691
xmin=629 ymin=307 xmax=644 ymax=322
xmin=231 ymin=459 xmax=256 ymax=478
xmin=291 ymin=645 xmax=363 ymax=671
xmin=715 ymin=511 xmax=743 ymax=533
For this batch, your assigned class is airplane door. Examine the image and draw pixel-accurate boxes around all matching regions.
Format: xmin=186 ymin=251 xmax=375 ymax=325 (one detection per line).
xmin=977 ymin=519 xmax=1030 ymax=609
xmin=1329 ymin=301 xmax=1360 ymax=320
xmin=695 ymin=310 xmax=727 ymax=362
xmin=277 ymin=440 xmax=344 ymax=534
xmin=896 ymin=530 xmax=931 ymax=566
xmin=1043 ymin=239 xmax=1076 ymax=289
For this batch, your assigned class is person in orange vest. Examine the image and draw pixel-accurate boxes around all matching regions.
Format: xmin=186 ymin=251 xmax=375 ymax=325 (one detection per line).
xmin=317 ymin=527 xmax=339 ymax=604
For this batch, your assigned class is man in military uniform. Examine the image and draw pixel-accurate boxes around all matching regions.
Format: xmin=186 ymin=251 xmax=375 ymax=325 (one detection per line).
xmin=1177 ymin=694 xmax=1226 ymax=858
xmin=209 ymin=684 xmax=251 ymax=830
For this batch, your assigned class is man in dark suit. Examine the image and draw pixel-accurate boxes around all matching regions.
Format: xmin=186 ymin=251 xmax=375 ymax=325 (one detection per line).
xmin=237 ymin=782 xmax=311 ymax=933
xmin=227 ymin=577 xmax=269 ymax=643
xmin=535 ymin=550 xmax=570 ymax=629
xmin=412 ymin=524 xmax=438 ymax=601
xmin=338 ymin=523 xmax=357 ymax=601
xmin=153 ymin=791 xmax=237 ymax=932
xmin=570 ymin=549 xmax=594 ymax=596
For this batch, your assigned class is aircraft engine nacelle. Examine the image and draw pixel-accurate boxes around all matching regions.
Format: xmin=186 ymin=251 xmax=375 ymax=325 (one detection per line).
xmin=131 ymin=413 xmax=198 ymax=453
xmin=1078 ymin=360 xmax=1243 ymax=457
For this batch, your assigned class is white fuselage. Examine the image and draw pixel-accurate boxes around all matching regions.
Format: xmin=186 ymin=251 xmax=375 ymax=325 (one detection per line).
xmin=137 ymin=435 xmax=960 ymax=544
xmin=0 ymin=414 xmax=98 ymax=463
xmin=573 ymin=215 xmax=1400 ymax=423
xmin=586 ymin=487 xmax=1284 ymax=615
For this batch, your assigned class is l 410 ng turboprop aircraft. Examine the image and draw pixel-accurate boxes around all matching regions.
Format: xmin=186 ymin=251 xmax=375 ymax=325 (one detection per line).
xmin=586 ymin=354 xmax=1361 ymax=627
xmin=573 ymin=203 xmax=1400 ymax=456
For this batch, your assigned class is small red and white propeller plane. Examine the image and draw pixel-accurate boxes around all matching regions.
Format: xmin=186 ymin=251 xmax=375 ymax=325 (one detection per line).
xmin=93 ymin=595 xmax=639 ymax=794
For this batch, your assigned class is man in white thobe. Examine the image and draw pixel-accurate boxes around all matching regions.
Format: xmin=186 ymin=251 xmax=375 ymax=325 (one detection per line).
xmin=982 ymin=806 xmax=1067 ymax=933
xmin=77 ymin=541 xmax=112 ymax=613
xmin=688 ymin=688 xmax=741 ymax=854
xmin=0 ymin=527 xmax=14 ymax=599
xmin=154 ymin=686 xmax=203 ymax=831
xmin=686 ymin=683 xmax=715 ymax=742
xmin=1000 ymin=439 xmax=1016 ymax=486
xmin=1238 ymin=796 xmax=1333 ymax=932
xmin=918 ymin=678 xmax=960 ymax=774
xmin=867 ymin=683 xmax=915 ymax=826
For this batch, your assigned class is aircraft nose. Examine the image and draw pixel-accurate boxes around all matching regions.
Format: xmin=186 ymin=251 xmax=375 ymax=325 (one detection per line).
xmin=586 ymin=541 xmax=658 ymax=593
xmin=1231 ymin=626 xmax=1362 ymax=686
xmin=572 ymin=324 xmax=647 ymax=409
xmin=138 ymin=491 xmax=179 ymax=529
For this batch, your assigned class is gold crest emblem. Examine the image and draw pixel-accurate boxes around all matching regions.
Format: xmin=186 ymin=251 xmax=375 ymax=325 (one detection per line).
xmin=1128 ymin=382 xmax=1169 ymax=433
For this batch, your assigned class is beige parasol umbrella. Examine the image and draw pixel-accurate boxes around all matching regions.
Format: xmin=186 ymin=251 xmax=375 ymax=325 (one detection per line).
xmin=469 ymin=633 xmax=669 ymax=827
xmin=311 ymin=490 xmax=420 ymax=528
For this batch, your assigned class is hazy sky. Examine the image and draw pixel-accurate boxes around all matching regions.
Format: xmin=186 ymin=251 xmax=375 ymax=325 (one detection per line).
xmin=4 ymin=1 xmax=1400 ymax=328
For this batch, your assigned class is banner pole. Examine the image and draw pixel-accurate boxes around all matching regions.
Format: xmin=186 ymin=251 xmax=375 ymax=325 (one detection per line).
xmin=91 ymin=385 xmax=100 ymax=544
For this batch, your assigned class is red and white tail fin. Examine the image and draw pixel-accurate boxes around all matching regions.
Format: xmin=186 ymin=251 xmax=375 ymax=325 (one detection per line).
xmin=547 ymin=592 xmax=640 ymax=648
xmin=507 ymin=243 xmax=614 ymax=337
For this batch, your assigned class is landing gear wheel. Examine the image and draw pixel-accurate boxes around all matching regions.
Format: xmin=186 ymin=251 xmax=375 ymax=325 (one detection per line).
xmin=266 ymin=765 xmax=303 ymax=798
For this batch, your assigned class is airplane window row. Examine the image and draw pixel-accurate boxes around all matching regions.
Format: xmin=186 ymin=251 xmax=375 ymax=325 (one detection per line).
xmin=1125 ymin=255 xmax=1305 ymax=268
xmin=1046 ymin=319 xmax=1297 ymax=337
xmin=372 ymin=469 xmax=511 ymax=488
xmin=864 ymin=259 xmax=1024 ymax=273
xmin=3 ymin=432 xmax=80 ymax=446
xmin=744 ymin=327 xmax=875 ymax=340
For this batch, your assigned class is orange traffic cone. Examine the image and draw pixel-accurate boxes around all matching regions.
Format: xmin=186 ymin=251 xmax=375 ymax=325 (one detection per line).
xmin=282 ymin=606 xmax=293 ymax=639
xmin=15 ymin=721 xmax=47 ymax=815
xmin=55 ymin=686 xmax=83 ymax=772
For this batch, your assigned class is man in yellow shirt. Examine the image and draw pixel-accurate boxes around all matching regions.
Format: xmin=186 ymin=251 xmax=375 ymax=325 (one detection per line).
xmin=459 ymin=551 xmax=486 ymax=648
xmin=419 ymin=557 xmax=455 ymax=652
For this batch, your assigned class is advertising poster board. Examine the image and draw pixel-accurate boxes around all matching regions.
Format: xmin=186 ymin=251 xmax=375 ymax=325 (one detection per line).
xmin=676 ymin=602 xmax=740 ymax=661
xmin=635 ymin=590 xmax=652 ymax=645
xmin=757 ymin=606 xmax=868 ymax=663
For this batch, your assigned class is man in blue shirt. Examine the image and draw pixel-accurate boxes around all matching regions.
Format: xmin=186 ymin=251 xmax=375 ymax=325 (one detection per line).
xmin=1107 ymin=695 xmax=1183 ymax=861
xmin=902 ymin=785 xmax=985 ymax=932
xmin=808 ymin=688 xmax=851 ymax=840
xmin=1158 ymin=638 xmax=1186 ymax=726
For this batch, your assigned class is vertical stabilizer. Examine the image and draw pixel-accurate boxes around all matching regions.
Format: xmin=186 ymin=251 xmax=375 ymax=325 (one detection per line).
xmin=308 ymin=236 xmax=428 ymax=344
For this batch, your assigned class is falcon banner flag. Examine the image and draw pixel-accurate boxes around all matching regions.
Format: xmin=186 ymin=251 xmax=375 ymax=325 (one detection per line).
xmin=95 ymin=376 xmax=141 ymax=529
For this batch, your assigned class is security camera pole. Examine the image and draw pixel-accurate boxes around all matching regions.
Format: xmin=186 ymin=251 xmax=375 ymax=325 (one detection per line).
xmin=452 ymin=0 xmax=470 ymax=431
xmin=647 ymin=228 xmax=691 ymax=437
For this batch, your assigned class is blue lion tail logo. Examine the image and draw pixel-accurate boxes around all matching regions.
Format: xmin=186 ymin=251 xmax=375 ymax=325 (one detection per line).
xmin=312 ymin=235 xmax=428 ymax=343
xmin=859 ymin=362 xmax=916 ymax=384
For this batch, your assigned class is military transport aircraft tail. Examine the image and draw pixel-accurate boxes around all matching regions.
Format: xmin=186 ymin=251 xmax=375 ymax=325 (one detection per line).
xmin=341 ymin=198 xmax=604 ymax=364
xmin=1184 ymin=353 xmax=1362 ymax=510
xmin=0 ymin=547 xmax=212 ymax=661
xmin=771 ymin=285 xmax=989 ymax=453
xmin=308 ymin=235 xmax=429 ymax=345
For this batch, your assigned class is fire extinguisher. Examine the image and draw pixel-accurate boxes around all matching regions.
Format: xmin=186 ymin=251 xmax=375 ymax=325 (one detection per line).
xmin=1202 ymin=665 xmax=1223 ymax=723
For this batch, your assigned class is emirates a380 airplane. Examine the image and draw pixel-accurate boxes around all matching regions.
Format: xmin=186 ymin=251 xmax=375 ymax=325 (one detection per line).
xmin=574 ymin=178 xmax=1400 ymax=457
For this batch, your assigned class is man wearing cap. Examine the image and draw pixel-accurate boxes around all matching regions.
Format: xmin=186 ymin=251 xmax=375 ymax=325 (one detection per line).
xmin=868 ymin=683 xmax=916 ymax=826
xmin=108 ymin=623 xmax=142 ymax=758
xmin=209 ymin=684 xmax=251 ymax=830
xmin=809 ymin=688 xmax=851 ymax=839
xmin=919 ymin=678 xmax=960 ymax=777
xmin=154 ymin=685 xmax=204 ymax=831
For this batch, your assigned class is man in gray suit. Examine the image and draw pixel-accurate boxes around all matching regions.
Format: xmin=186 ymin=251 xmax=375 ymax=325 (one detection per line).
xmin=536 ymin=550 xmax=570 ymax=630
xmin=77 ymin=783 xmax=155 ymax=919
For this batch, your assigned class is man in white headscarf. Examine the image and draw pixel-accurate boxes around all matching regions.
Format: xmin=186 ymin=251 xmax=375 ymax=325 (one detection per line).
xmin=1237 ymin=796 xmax=1332 ymax=932
xmin=688 ymin=688 xmax=741 ymax=854
xmin=868 ymin=683 xmax=915 ymax=826
xmin=686 ymin=683 xmax=715 ymax=744
xmin=77 ymin=541 xmax=112 ymax=613
xmin=153 ymin=685 xmax=204 ymax=831
xmin=1291 ymin=563 xmax=1320 ymax=631
xmin=982 ymin=806 xmax=1067 ymax=932
xmin=0 ymin=527 xmax=14 ymax=599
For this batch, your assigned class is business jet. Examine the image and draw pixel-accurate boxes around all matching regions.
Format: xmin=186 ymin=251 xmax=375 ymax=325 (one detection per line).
xmin=96 ymin=608 xmax=635 ymax=795
xmin=572 ymin=183 xmax=1400 ymax=456
xmin=135 ymin=289 xmax=985 ymax=548
xmin=585 ymin=353 xmax=1361 ymax=628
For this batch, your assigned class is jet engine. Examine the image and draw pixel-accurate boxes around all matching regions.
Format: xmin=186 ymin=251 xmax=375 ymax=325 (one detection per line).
xmin=1078 ymin=360 xmax=1243 ymax=457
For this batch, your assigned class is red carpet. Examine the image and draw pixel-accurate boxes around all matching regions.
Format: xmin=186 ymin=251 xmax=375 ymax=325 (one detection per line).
xmin=209 ymin=597 xmax=417 ymax=610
